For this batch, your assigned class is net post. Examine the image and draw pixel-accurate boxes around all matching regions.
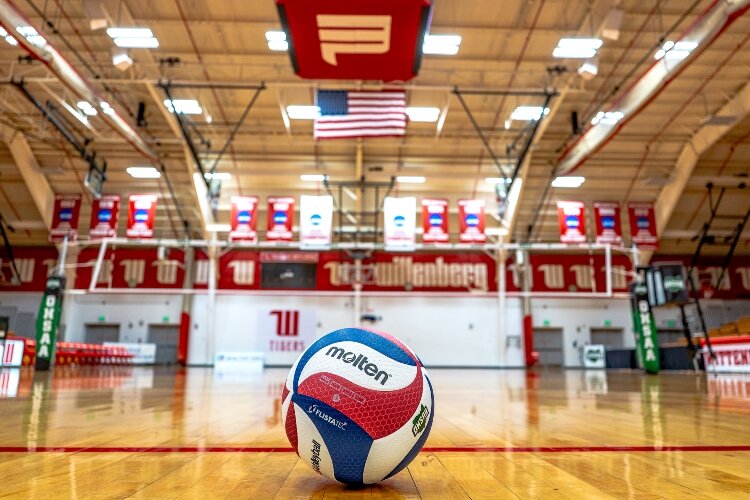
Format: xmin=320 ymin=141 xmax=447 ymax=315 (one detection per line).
xmin=89 ymin=239 xmax=109 ymax=292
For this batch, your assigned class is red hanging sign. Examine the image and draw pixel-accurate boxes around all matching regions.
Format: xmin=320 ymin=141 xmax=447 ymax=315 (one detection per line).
xmin=126 ymin=194 xmax=157 ymax=239
xmin=229 ymin=196 xmax=259 ymax=242
xmin=593 ymin=201 xmax=622 ymax=245
xmin=266 ymin=197 xmax=295 ymax=241
xmin=89 ymin=195 xmax=120 ymax=239
xmin=557 ymin=201 xmax=587 ymax=243
xmin=49 ymin=194 xmax=81 ymax=242
xmin=628 ymin=202 xmax=659 ymax=250
xmin=458 ymin=199 xmax=486 ymax=243
xmin=421 ymin=198 xmax=449 ymax=243
xmin=276 ymin=0 xmax=432 ymax=82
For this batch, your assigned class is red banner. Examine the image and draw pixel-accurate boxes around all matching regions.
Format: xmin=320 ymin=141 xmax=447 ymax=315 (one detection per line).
xmin=593 ymin=201 xmax=622 ymax=245
xmin=89 ymin=195 xmax=120 ymax=239
xmin=49 ymin=194 xmax=81 ymax=243
xmin=276 ymin=0 xmax=432 ymax=82
xmin=229 ymin=196 xmax=259 ymax=242
xmin=458 ymin=199 xmax=486 ymax=243
xmin=126 ymin=195 xmax=158 ymax=239
xmin=421 ymin=198 xmax=449 ymax=243
xmin=557 ymin=201 xmax=587 ymax=243
xmin=628 ymin=202 xmax=659 ymax=249
xmin=266 ymin=197 xmax=295 ymax=241
xmin=0 ymin=247 xmax=58 ymax=291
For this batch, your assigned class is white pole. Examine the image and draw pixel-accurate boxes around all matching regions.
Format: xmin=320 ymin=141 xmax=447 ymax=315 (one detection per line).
xmin=353 ymin=259 xmax=362 ymax=327
xmin=88 ymin=239 xmax=109 ymax=291
xmin=605 ymin=243 xmax=612 ymax=297
xmin=207 ymin=233 xmax=218 ymax=365
xmin=497 ymin=236 xmax=506 ymax=365
xmin=57 ymin=236 xmax=68 ymax=275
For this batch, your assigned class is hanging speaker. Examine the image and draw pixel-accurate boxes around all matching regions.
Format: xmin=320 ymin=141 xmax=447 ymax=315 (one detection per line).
xmin=571 ymin=111 xmax=580 ymax=135
xmin=136 ymin=102 xmax=146 ymax=128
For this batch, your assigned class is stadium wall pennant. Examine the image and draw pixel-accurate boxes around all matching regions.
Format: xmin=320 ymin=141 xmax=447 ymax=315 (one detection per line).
xmin=300 ymin=195 xmax=334 ymax=247
xmin=229 ymin=196 xmax=259 ymax=243
xmin=267 ymin=197 xmax=295 ymax=242
xmin=126 ymin=194 xmax=158 ymax=239
xmin=421 ymin=198 xmax=449 ymax=243
xmin=628 ymin=202 xmax=659 ymax=250
xmin=457 ymin=199 xmax=486 ymax=243
xmin=276 ymin=0 xmax=433 ymax=81
xmin=89 ymin=195 xmax=120 ymax=239
xmin=593 ymin=201 xmax=623 ymax=245
xmin=557 ymin=201 xmax=587 ymax=243
xmin=384 ymin=197 xmax=417 ymax=250
xmin=49 ymin=194 xmax=81 ymax=243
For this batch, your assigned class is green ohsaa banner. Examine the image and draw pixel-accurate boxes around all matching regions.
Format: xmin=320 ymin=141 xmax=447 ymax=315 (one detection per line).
xmin=35 ymin=276 xmax=65 ymax=371
xmin=630 ymin=281 xmax=660 ymax=374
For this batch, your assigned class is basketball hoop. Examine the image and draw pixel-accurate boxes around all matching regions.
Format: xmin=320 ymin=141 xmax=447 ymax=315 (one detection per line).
xmin=345 ymin=264 xmax=376 ymax=286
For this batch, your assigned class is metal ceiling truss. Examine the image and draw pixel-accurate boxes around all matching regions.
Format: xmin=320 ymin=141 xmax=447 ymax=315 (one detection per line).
xmin=452 ymin=86 xmax=556 ymax=218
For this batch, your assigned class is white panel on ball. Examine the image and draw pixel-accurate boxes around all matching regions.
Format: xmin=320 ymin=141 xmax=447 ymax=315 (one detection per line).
xmin=293 ymin=403 xmax=336 ymax=479
xmin=297 ymin=341 xmax=418 ymax=391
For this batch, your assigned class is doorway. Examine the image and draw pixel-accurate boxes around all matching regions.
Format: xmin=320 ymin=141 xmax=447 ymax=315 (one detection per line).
xmin=534 ymin=327 xmax=564 ymax=367
xmin=148 ymin=324 xmax=180 ymax=365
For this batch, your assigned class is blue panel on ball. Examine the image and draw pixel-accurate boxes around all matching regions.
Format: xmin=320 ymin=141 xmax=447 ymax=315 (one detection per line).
xmin=384 ymin=374 xmax=435 ymax=480
xmin=293 ymin=328 xmax=416 ymax=391
xmin=293 ymin=393 xmax=374 ymax=485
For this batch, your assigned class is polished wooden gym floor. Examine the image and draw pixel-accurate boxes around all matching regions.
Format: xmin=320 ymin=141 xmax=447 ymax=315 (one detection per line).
xmin=1 ymin=366 xmax=750 ymax=498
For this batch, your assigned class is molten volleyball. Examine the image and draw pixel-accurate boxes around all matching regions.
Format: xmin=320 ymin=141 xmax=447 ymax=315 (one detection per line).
xmin=281 ymin=327 xmax=434 ymax=485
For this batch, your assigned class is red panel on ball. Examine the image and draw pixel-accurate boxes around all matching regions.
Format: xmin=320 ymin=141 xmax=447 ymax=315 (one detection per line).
xmin=297 ymin=369 xmax=423 ymax=439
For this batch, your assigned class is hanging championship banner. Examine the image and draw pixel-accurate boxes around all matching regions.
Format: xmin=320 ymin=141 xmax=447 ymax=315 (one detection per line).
xmin=229 ymin=196 xmax=259 ymax=242
xmin=49 ymin=194 xmax=81 ymax=243
xmin=34 ymin=275 xmax=66 ymax=371
xmin=126 ymin=194 xmax=158 ymax=239
xmin=557 ymin=201 xmax=587 ymax=243
xmin=630 ymin=280 xmax=660 ymax=374
xmin=266 ymin=197 xmax=295 ymax=241
xmin=628 ymin=202 xmax=659 ymax=249
xmin=593 ymin=201 xmax=622 ymax=245
xmin=384 ymin=197 xmax=416 ymax=249
xmin=458 ymin=199 xmax=486 ymax=243
xmin=89 ymin=195 xmax=120 ymax=239
xmin=422 ymin=198 xmax=449 ymax=243
xmin=275 ymin=0 xmax=433 ymax=82
xmin=300 ymin=195 xmax=333 ymax=247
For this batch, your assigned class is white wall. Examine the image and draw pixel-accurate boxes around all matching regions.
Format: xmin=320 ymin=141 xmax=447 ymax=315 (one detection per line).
xmin=0 ymin=292 xmax=42 ymax=313
xmin=62 ymin=294 xmax=183 ymax=343
xmin=8 ymin=290 xmax=636 ymax=368
xmin=531 ymin=298 xmax=635 ymax=367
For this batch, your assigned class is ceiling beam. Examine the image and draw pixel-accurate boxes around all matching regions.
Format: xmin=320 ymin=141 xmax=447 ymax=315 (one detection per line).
xmin=3 ymin=128 xmax=55 ymax=228
xmin=639 ymin=78 xmax=750 ymax=263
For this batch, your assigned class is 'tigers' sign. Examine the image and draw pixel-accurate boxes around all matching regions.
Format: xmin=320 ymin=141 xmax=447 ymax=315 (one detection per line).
xmin=35 ymin=276 xmax=66 ymax=370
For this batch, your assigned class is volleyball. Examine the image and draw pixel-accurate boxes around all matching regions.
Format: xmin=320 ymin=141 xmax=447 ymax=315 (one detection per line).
xmin=281 ymin=327 xmax=434 ymax=485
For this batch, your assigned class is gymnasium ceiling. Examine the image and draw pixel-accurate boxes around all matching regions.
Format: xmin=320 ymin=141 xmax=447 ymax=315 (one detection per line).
xmin=0 ymin=0 xmax=749 ymax=255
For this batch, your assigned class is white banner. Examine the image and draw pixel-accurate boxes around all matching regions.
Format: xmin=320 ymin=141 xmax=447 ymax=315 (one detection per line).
xmin=256 ymin=308 xmax=317 ymax=365
xmin=384 ymin=197 xmax=416 ymax=249
xmin=0 ymin=340 xmax=24 ymax=367
xmin=300 ymin=195 xmax=334 ymax=247
xmin=104 ymin=342 xmax=156 ymax=365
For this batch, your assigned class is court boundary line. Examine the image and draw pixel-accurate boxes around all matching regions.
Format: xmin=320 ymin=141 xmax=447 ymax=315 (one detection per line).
xmin=2 ymin=445 xmax=750 ymax=454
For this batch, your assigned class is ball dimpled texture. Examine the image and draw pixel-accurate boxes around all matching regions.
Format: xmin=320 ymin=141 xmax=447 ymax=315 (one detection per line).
xmin=281 ymin=327 xmax=434 ymax=485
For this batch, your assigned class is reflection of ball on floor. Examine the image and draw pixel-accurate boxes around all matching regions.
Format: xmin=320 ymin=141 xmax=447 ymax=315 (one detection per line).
xmin=281 ymin=327 xmax=434 ymax=485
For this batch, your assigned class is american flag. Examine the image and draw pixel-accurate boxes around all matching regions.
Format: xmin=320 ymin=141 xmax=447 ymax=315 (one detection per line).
xmin=314 ymin=90 xmax=407 ymax=140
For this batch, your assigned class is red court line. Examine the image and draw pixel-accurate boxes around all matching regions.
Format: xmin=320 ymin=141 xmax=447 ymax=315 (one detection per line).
xmin=1 ymin=445 xmax=750 ymax=454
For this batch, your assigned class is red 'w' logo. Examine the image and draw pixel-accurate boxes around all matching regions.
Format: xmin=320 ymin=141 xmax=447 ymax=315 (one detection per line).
xmin=270 ymin=310 xmax=299 ymax=337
